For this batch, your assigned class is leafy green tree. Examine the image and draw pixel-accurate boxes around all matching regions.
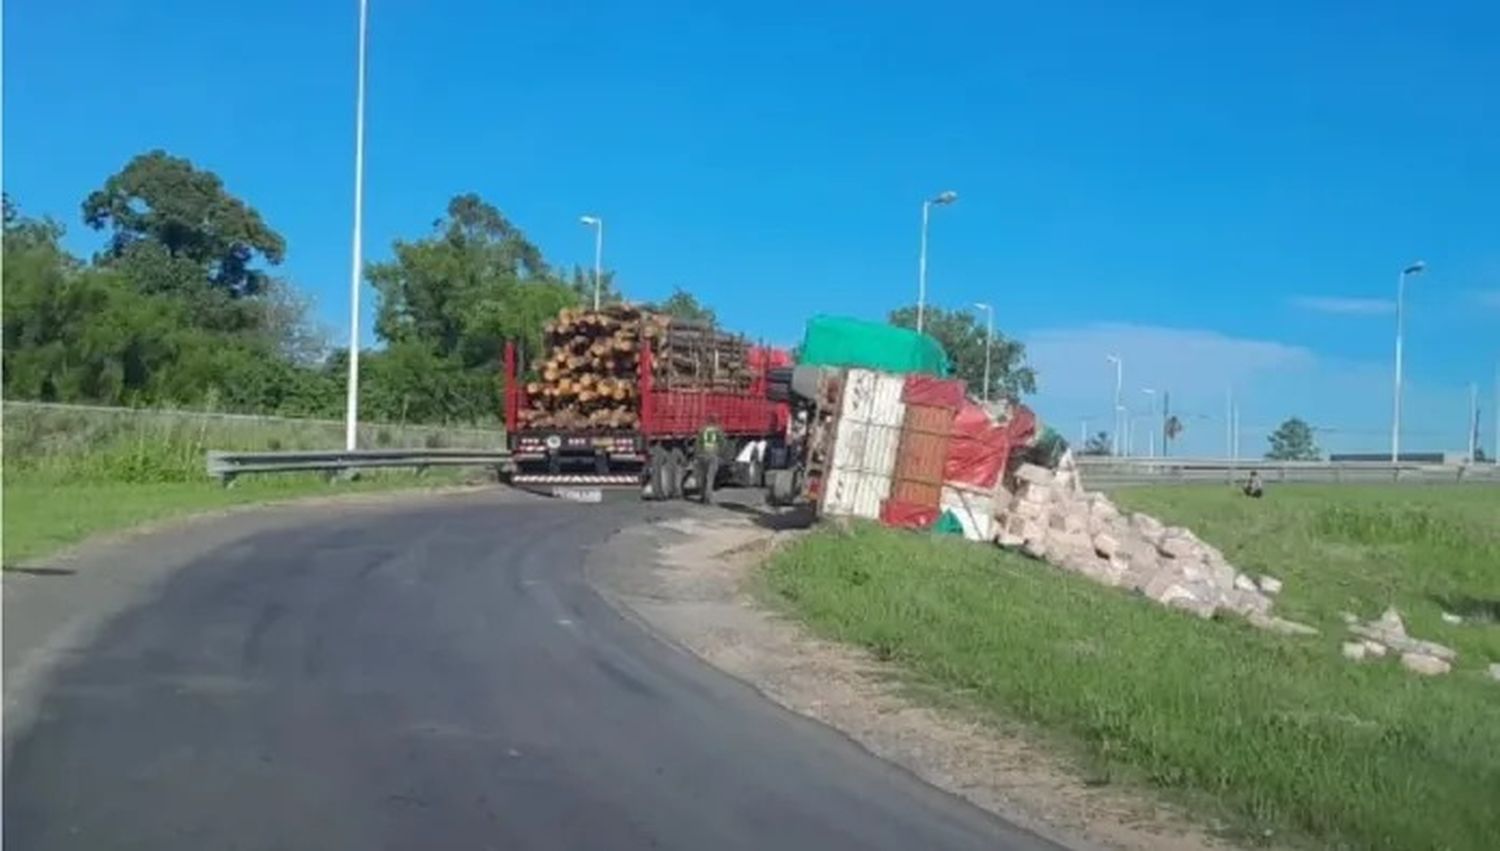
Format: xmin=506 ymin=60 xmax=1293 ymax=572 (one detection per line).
xmin=888 ymin=305 xmax=1036 ymax=398
xmin=369 ymin=193 xmax=576 ymax=369
xmin=1266 ymin=417 xmax=1320 ymax=461
xmin=83 ymin=150 xmax=286 ymax=300
xmin=1080 ymin=431 xmax=1112 ymax=456
xmin=651 ymin=287 xmax=716 ymax=324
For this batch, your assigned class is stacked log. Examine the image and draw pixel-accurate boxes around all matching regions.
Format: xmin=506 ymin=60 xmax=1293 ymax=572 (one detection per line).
xmin=516 ymin=305 xmax=754 ymax=431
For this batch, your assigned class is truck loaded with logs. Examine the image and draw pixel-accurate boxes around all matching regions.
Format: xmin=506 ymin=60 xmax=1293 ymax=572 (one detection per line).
xmin=503 ymin=305 xmax=800 ymax=499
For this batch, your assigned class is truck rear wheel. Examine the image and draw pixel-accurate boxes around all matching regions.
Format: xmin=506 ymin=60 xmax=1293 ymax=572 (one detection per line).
xmin=666 ymin=449 xmax=687 ymax=499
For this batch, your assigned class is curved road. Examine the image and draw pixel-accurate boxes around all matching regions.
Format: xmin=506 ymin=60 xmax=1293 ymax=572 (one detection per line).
xmin=4 ymin=489 xmax=1057 ymax=850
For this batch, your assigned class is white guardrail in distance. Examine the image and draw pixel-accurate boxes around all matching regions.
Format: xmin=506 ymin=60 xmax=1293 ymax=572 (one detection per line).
xmin=206 ymin=449 xmax=512 ymax=485
xmin=1074 ymin=457 xmax=1500 ymax=487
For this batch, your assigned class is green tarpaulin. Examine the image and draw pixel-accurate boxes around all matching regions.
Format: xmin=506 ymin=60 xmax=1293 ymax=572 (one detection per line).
xmin=796 ymin=315 xmax=950 ymax=375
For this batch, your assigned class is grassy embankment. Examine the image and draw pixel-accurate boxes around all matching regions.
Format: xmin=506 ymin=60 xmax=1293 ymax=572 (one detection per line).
xmin=764 ymin=485 xmax=1500 ymax=851
xmin=3 ymin=403 xmax=505 ymax=564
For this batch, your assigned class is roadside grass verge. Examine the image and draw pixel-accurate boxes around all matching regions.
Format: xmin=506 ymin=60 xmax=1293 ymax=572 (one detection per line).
xmin=2 ymin=474 xmax=463 ymax=566
xmin=763 ymin=486 xmax=1500 ymax=851
xmin=3 ymin=403 xmax=493 ymax=564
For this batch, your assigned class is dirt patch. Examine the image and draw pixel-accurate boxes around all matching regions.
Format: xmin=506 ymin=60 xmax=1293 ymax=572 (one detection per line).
xmin=594 ymin=510 xmax=1237 ymax=851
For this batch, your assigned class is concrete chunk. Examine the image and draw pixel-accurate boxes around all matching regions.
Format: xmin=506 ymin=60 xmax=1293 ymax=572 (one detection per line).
xmin=1092 ymin=532 xmax=1120 ymax=558
xmin=1342 ymin=641 xmax=1369 ymax=661
xmin=1400 ymin=653 xmax=1451 ymax=676
xmin=1257 ymin=575 xmax=1283 ymax=595
xmin=1015 ymin=463 xmax=1055 ymax=485
xmin=1248 ymin=612 xmax=1320 ymax=636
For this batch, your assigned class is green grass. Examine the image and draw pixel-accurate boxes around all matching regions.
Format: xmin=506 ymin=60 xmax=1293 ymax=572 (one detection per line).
xmin=2 ymin=475 xmax=461 ymax=565
xmin=3 ymin=403 xmax=492 ymax=563
xmin=764 ymin=486 xmax=1500 ymax=851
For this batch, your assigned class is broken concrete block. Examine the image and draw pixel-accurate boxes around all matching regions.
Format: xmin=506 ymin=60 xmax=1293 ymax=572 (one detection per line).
xmin=1023 ymin=537 xmax=1048 ymax=559
xmin=1257 ymin=575 xmax=1283 ymax=595
xmin=1489 ymin=663 xmax=1500 ymax=682
xmin=1248 ymin=612 xmax=1320 ymax=636
xmin=1015 ymin=463 xmax=1055 ymax=485
xmin=1342 ymin=641 xmax=1369 ymax=661
xmin=1092 ymin=532 xmax=1120 ymax=558
xmin=1061 ymin=512 xmax=1088 ymax=535
xmin=1374 ymin=607 xmax=1406 ymax=638
xmin=1361 ymin=639 xmax=1388 ymax=657
xmin=1158 ymin=534 xmax=1200 ymax=559
xmin=1233 ymin=573 xmax=1259 ymax=592
xmin=1130 ymin=513 xmax=1166 ymax=541
xmin=1400 ymin=653 xmax=1451 ymax=676
xmin=1225 ymin=588 xmax=1272 ymax=617
xmin=1348 ymin=625 xmax=1457 ymax=661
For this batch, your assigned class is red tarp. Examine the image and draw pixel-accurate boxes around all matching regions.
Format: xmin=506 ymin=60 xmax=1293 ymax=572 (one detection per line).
xmin=901 ymin=374 xmax=966 ymax=409
xmin=944 ymin=402 xmax=1038 ymax=490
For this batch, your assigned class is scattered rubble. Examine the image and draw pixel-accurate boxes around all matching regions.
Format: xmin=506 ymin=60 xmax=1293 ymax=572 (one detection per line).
xmin=993 ymin=455 xmax=1280 ymax=625
xmin=1400 ymin=653 xmax=1452 ymax=676
xmin=1342 ymin=641 xmax=1369 ymax=661
xmin=1489 ymin=663 xmax=1500 ymax=683
xmin=1340 ymin=607 xmax=1460 ymax=675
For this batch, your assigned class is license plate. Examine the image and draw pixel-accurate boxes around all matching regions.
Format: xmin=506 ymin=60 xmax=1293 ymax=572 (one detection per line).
xmin=552 ymin=487 xmax=603 ymax=503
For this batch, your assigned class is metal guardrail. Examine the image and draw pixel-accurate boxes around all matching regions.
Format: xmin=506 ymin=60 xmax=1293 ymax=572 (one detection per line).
xmin=1075 ymin=457 xmax=1500 ymax=488
xmin=206 ymin=448 xmax=512 ymax=485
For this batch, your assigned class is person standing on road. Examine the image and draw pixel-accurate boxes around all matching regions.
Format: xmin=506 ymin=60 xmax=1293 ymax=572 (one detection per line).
xmin=696 ymin=417 xmax=726 ymax=504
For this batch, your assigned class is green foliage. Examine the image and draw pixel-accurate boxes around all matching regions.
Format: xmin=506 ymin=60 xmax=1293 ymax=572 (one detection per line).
xmin=368 ymin=193 xmax=580 ymax=378
xmin=888 ymin=304 xmax=1035 ymax=398
xmin=1080 ymin=430 xmax=1112 ymax=456
xmin=83 ymin=149 xmax=285 ymax=298
xmin=768 ymin=486 xmax=1500 ymax=851
xmin=1266 ymin=416 xmax=1320 ymax=460
xmin=650 ymin=286 xmax=716 ymax=324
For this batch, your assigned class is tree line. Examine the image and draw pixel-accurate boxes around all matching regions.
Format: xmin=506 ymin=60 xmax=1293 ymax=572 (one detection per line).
xmin=3 ymin=151 xmax=722 ymax=425
xmin=4 ymin=149 xmax=1037 ymax=427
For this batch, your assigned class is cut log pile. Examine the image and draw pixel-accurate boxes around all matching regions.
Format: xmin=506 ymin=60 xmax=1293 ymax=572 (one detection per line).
xmin=517 ymin=305 xmax=754 ymax=431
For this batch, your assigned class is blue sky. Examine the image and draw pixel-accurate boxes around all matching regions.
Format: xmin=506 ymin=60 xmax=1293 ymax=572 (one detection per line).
xmin=6 ymin=0 xmax=1498 ymax=455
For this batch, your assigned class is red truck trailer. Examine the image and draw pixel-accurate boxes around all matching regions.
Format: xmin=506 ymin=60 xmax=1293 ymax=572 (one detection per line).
xmin=503 ymin=340 xmax=793 ymax=497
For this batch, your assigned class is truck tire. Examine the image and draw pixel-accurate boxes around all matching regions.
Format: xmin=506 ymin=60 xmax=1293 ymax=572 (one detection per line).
xmin=666 ymin=449 xmax=687 ymax=499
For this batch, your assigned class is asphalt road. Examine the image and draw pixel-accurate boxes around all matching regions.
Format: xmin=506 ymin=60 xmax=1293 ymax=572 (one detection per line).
xmin=4 ymin=489 xmax=1058 ymax=850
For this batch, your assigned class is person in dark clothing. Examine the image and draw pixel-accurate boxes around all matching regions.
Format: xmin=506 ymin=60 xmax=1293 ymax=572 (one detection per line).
xmin=696 ymin=418 xmax=726 ymax=504
xmin=1243 ymin=471 xmax=1264 ymax=498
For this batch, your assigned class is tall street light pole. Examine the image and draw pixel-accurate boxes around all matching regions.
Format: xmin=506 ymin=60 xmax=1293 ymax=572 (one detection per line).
xmin=1391 ymin=260 xmax=1426 ymax=462
xmin=579 ymin=215 xmax=603 ymax=310
xmin=1141 ymin=388 xmax=1158 ymax=457
xmin=1106 ymin=354 xmax=1123 ymax=456
xmin=916 ymin=190 xmax=958 ymax=333
xmin=974 ymin=302 xmax=993 ymax=403
xmin=343 ymin=0 xmax=369 ymax=452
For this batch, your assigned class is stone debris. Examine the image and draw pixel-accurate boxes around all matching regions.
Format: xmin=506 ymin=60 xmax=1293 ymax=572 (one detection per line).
xmin=1248 ymin=612 xmax=1320 ymax=636
xmin=1489 ymin=663 xmax=1500 ymax=682
xmin=992 ymin=454 xmax=1277 ymax=623
xmin=1342 ymin=641 xmax=1369 ymax=661
xmin=1440 ymin=611 xmax=1462 ymax=625
xmin=1343 ymin=607 xmax=1459 ymax=675
xmin=1400 ymin=652 xmax=1452 ymax=676
xmin=1257 ymin=575 xmax=1283 ymax=595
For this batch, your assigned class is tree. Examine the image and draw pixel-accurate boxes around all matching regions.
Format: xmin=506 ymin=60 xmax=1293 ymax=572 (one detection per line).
xmin=650 ymin=287 xmax=716 ymax=324
xmin=1266 ymin=417 xmax=1320 ymax=461
xmin=83 ymin=150 xmax=285 ymax=299
xmin=1080 ymin=431 xmax=1112 ymax=456
xmin=888 ymin=305 xmax=1036 ymax=398
xmin=369 ymin=193 xmax=577 ymax=369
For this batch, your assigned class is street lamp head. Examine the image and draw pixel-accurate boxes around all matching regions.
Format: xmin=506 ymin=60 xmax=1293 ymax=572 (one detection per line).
xmin=1106 ymin=354 xmax=1121 ymax=365
xmin=1403 ymin=260 xmax=1426 ymax=276
xmin=931 ymin=190 xmax=959 ymax=205
xmin=579 ymin=215 xmax=600 ymax=226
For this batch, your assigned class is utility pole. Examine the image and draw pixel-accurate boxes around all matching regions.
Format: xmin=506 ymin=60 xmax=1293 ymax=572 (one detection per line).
xmin=1470 ymin=383 xmax=1480 ymax=463
xmin=1106 ymin=355 xmax=1123 ymax=456
xmin=1162 ymin=390 xmax=1172 ymax=457
xmin=1225 ymin=387 xmax=1233 ymax=460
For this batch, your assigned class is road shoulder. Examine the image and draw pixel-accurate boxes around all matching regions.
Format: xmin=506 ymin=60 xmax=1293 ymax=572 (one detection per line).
xmin=591 ymin=508 xmax=1232 ymax=851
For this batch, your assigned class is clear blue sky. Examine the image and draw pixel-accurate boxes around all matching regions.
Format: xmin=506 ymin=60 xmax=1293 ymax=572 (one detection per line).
xmin=6 ymin=0 xmax=1498 ymax=454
